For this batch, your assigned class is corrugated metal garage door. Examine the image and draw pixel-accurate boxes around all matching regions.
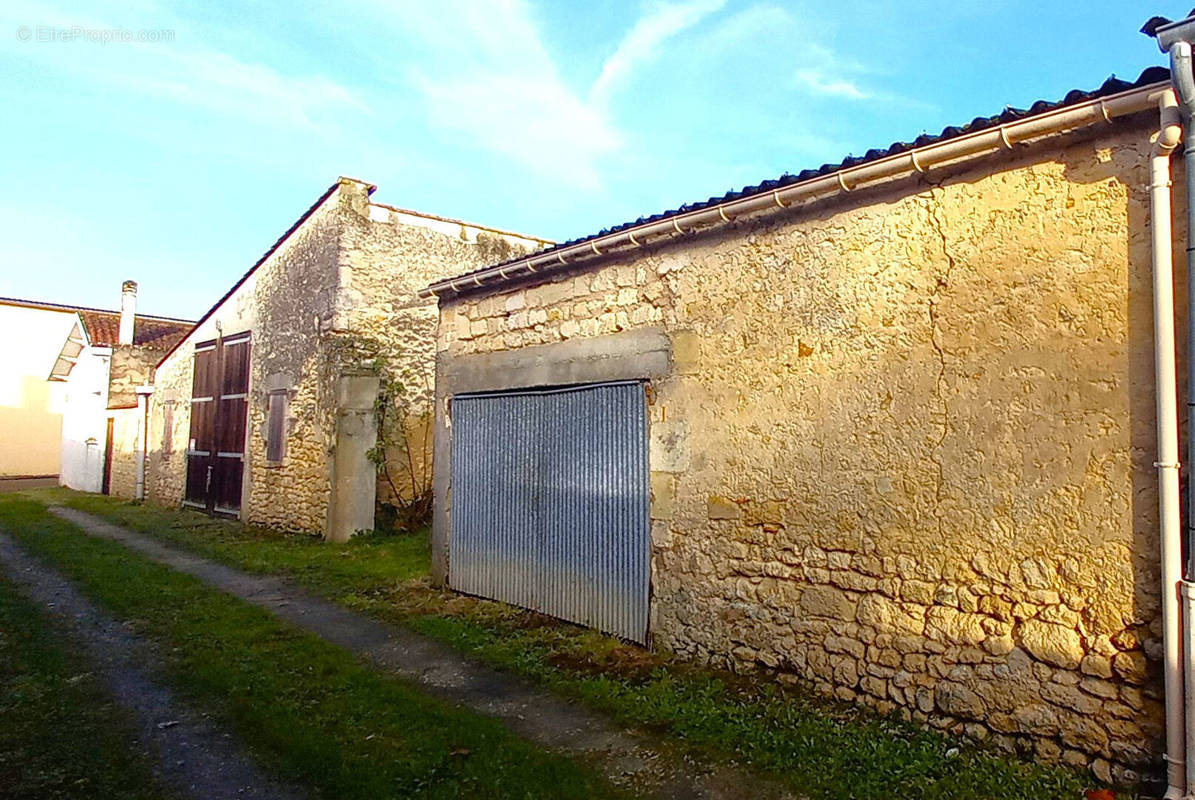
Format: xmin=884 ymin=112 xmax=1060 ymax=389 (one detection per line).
xmin=450 ymin=381 xmax=650 ymax=643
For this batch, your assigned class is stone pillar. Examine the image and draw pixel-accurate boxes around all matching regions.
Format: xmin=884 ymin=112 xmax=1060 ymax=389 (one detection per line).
xmin=324 ymin=370 xmax=380 ymax=542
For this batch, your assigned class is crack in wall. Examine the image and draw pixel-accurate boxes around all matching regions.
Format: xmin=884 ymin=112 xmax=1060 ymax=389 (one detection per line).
xmin=923 ymin=182 xmax=957 ymax=538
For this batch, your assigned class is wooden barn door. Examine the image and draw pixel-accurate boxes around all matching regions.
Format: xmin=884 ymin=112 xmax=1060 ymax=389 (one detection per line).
xmin=184 ymin=332 xmax=250 ymax=516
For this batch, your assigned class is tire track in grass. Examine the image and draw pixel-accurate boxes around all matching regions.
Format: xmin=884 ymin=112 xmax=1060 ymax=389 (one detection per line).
xmin=41 ymin=490 xmax=1102 ymax=800
xmin=0 ymin=578 xmax=170 ymax=800
xmin=0 ymin=534 xmax=309 ymax=800
xmin=0 ymin=496 xmax=633 ymax=800
xmin=43 ymin=503 xmax=800 ymax=800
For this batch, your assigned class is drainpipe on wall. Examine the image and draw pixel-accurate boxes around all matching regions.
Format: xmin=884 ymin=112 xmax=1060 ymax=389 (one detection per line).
xmin=1174 ymin=43 xmax=1195 ymax=575
xmin=1154 ymin=18 xmax=1195 ymax=796
xmin=134 ymin=384 xmax=153 ymax=501
xmin=1174 ymin=39 xmax=1195 ymax=800
xmin=1147 ymin=78 xmax=1185 ymax=798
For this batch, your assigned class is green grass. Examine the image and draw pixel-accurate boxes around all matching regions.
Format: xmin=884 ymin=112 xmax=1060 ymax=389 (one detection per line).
xmin=0 ymin=494 xmax=625 ymax=800
xmin=35 ymin=488 xmax=432 ymax=598
xmin=36 ymin=488 xmax=1107 ymax=800
xmin=0 ymin=572 xmax=172 ymax=799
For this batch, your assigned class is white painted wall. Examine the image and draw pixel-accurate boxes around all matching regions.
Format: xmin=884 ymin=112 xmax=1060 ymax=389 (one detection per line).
xmin=0 ymin=304 xmax=74 ymax=476
xmin=59 ymin=345 xmax=111 ymax=492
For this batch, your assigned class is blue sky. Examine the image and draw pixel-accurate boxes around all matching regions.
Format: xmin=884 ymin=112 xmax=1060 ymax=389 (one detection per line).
xmin=0 ymin=0 xmax=1184 ymax=320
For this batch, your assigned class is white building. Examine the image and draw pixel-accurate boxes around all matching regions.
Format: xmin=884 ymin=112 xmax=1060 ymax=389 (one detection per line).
xmin=42 ymin=283 xmax=192 ymax=494
xmin=56 ymin=326 xmax=109 ymax=492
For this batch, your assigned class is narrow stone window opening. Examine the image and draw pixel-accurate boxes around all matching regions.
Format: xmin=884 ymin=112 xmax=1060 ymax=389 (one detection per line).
xmin=266 ymin=390 xmax=288 ymax=462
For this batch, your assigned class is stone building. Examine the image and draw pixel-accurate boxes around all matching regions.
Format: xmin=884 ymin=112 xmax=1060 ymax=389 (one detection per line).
xmin=146 ymin=177 xmax=547 ymax=541
xmin=423 ymin=68 xmax=1175 ymax=784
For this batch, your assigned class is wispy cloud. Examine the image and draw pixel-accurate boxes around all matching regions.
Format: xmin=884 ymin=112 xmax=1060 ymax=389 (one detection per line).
xmin=376 ymin=0 xmax=927 ymax=189
xmin=411 ymin=70 xmax=621 ymax=190
xmin=794 ymin=68 xmax=869 ymax=100
xmin=695 ymin=3 xmax=792 ymax=52
xmin=124 ymin=49 xmax=365 ymax=132
xmin=393 ymin=0 xmax=735 ymax=189
xmin=790 ymin=40 xmax=930 ymax=109
xmin=3 ymin=1 xmax=364 ymax=137
xmin=392 ymin=0 xmax=618 ymax=189
xmin=590 ymin=0 xmax=726 ymax=107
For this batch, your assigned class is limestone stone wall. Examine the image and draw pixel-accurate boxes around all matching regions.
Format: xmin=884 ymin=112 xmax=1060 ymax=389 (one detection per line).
xmin=147 ymin=347 xmax=202 ymax=509
xmin=337 ymin=200 xmax=543 ymax=511
xmin=436 ymin=119 xmax=1175 ymax=783
xmin=148 ymin=178 xmax=544 ymax=536
xmin=105 ymin=346 xmax=158 ymax=500
xmin=107 ymin=345 xmax=157 ymax=409
xmin=106 ymin=407 xmax=141 ymax=499
xmin=148 ymin=184 xmax=342 ymax=531
xmin=239 ymin=186 xmax=346 ymax=533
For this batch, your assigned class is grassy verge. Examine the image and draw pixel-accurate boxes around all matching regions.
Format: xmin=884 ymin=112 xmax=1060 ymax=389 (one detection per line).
xmin=0 ymin=572 xmax=171 ymax=799
xmin=39 ymin=489 xmax=1105 ymax=800
xmin=0 ymin=495 xmax=624 ymax=800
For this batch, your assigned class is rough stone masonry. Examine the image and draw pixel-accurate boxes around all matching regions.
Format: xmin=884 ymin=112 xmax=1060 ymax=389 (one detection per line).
xmin=148 ymin=178 xmax=543 ymax=538
xmin=434 ymin=118 xmax=1175 ymax=784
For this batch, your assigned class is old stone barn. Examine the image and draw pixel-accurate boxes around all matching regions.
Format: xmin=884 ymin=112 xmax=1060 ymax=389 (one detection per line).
xmin=424 ymin=68 xmax=1174 ymax=782
xmin=146 ymin=177 xmax=547 ymax=541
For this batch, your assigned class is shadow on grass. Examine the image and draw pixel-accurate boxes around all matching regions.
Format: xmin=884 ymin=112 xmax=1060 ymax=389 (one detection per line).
xmin=34 ymin=488 xmax=1120 ymax=800
xmin=1 ymin=494 xmax=628 ymax=800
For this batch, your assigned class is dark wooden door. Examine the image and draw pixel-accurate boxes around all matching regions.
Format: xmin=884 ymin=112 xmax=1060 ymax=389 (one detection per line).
xmin=184 ymin=333 xmax=250 ymax=516
xmin=102 ymin=418 xmax=114 ymax=495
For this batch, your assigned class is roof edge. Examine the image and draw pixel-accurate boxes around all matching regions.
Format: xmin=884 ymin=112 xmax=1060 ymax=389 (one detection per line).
xmin=370 ymin=201 xmax=553 ymax=246
xmin=154 ymin=180 xmax=344 ymax=368
xmin=46 ymin=314 xmax=87 ymax=382
xmin=0 ymin=296 xmax=194 ymax=324
xmin=424 ymin=68 xmax=1170 ymax=301
xmin=156 ymin=176 xmax=554 ymax=369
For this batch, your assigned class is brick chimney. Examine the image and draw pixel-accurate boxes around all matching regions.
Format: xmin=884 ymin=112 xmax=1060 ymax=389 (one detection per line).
xmin=119 ymin=280 xmax=137 ymax=345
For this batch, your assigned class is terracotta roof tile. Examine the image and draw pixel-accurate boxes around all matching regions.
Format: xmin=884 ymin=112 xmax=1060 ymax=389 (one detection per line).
xmin=76 ymin=309 xmax=192 ymax=351
xmin=0 ymin=298 xmax=194 ymax=353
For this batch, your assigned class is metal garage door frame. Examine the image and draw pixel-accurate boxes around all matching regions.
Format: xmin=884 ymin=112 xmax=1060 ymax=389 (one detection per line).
xmin=449 ymin=380 xmax=651 ymax=643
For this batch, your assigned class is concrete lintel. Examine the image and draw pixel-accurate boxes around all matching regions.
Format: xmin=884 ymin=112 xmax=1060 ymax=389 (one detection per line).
xmin=262 ymin=371 xmax=296 ymax=394
xmin=430 ymin=327 xmax=673 ymax=588
xmin=438 ymin=326 xmax=672 ymax=395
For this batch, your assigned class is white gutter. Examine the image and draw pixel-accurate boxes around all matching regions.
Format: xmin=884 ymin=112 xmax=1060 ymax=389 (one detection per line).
xmin=1148 ymin=87 xmax=1185 ymax=800
xmin=422 ymin=81 xmax=1169 ymax=299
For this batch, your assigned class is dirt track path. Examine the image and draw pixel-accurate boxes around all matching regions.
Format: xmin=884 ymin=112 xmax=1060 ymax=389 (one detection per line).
xmin=48 ymin=505 xmax=800 ymax=800
xmin=0 ymin=533 xmax=308 ymax=800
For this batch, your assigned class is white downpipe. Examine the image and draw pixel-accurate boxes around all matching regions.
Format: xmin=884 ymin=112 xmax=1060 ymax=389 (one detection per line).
xmin=134 ymin=385 xmax=153 ymax=502
xmin=1149 ymin=87 xmax=1184 ymax=800
xmin=1184 ymin=579 xmax=1195 ymax=798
